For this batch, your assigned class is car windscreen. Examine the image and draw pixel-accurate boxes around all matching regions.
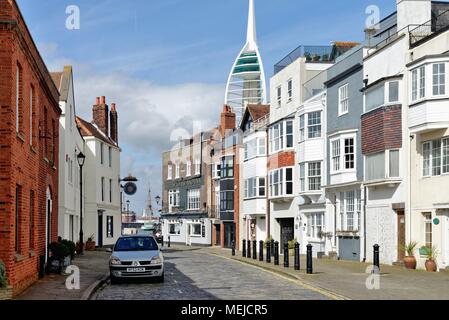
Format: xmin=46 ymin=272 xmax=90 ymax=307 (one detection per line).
xmin=114 ymin=237 xmax=158 ymax=252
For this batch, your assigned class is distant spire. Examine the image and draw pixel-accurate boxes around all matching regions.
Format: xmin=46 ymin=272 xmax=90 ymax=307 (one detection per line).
xmin=246 ymin=0 xmax=257 ymax=51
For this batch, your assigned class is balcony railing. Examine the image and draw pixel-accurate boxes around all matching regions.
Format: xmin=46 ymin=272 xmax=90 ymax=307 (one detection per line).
xmin=410 ymin=9 xmax=449 ymax=47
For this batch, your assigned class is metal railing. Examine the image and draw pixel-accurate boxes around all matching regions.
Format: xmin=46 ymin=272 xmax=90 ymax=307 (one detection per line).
xmin=409 ymin=9 xmax=449 ymax=47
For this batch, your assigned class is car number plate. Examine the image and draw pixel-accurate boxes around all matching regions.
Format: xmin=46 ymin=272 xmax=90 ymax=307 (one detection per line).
xmin=126 ymin=268 xmax=146 ymax=273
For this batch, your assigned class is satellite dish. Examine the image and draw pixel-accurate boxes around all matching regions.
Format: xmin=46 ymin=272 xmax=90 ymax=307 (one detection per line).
xmin=124 ymin=182 xmax=137 ymax=196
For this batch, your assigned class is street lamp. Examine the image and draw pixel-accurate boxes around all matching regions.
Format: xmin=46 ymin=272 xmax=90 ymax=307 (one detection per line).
xmin=77 ymin=152 xmax=86 ymax=255
xmin=155 ymin=195 xmax=161 ymax=205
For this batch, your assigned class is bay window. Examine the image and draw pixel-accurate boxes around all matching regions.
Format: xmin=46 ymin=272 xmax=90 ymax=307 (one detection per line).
xmin=412 ymin=66 xmax=426 ymax=101
xmin=221 ymin=157 xmax=234 ymax=178
xmin=269 ymin=120 xmax=294 ymax=154
xmin=331 ymin=135 xmax=356 ymax=173
xmin=423 ymin=137 xmax=449 ymax=176
xmin=187 ymin=189 xmax=200 ymax=211
xmin=365 ymin=150 xmax=400 ymax=181
xmin=307 ymin=111 xmax=322 ymax=139
xmin=244 ymin=177 xmax=266 ymax=199
xmin=308 ymin=162 xmax=322 ymax=191
xmin=244 ymin=137 xmax=266 ymax=160
xmin=269 ymin=167 xmax=293 ymax=198
xmin=220 ymin=191 xmax=234 ymax=211
xmin=432 ymin=63 xmax=445 ymax=96
xmin=306 ymin=213 xmax=324 ymax=239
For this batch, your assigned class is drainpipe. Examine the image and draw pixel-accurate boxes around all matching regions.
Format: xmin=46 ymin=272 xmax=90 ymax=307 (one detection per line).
xmin=409 ymin=135 xmax=415 ymax=244
xmin=363 ymin=185 xmax=367 ymax=262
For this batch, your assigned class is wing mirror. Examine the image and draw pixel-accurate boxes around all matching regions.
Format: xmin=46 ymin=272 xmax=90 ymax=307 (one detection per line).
xmin=106 ymin=248 xmax=113 ymax=253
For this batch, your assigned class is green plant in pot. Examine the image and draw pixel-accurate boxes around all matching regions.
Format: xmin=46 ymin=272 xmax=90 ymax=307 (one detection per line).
xmin=0 ymin=259 xmax=8 ymax=289
xmin=288 ymin=239 xmax=297 ymax=256
xmin=400 ymin=242 xmax=418 ymax=270
xmin=423 ymin=246 xmax=438 ymax=272
xmin=61 ymin=240 xmax=76 ymax=259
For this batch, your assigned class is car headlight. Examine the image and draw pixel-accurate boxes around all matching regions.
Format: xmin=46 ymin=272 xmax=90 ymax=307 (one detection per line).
xmin=151 ymin=256 xmax=162 ymax=264
xmin=110 ymin=257 xmax=121 ymax=265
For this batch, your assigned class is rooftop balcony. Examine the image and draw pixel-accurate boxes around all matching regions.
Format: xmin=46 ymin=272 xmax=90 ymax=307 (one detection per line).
xmin=409 ymin=9 xmax=449 ymax=48
xmin=274 ymin=45 xmax=333 ymax=75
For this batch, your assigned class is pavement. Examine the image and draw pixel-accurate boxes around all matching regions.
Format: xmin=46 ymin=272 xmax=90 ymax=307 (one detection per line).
xmin=204 ymin=246 xmax=449 ymax=300
xmin=16 ymin=250 xmax=110 ymax=300
xmin=94 ymin=247 xmax=329 ymax=300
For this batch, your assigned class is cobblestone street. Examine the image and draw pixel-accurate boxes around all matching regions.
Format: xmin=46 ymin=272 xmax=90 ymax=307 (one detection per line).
xmin=94 ymin=248 xmax=328 ymax=300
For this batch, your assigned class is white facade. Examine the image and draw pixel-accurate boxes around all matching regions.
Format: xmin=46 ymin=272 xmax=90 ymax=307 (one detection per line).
xmin=83 ymin=135 xmax=122 ymax=247
xmin=296 ymin=92 xmax=328 ymax=256
xmin=56 ymin=67 xmax=85 ymax=243
xmin=162 ymin=218 xmax=212 ymax=247
xmin=242 ymin=127 xmax=268 ymax=244
xmin=362 ymin=32 xmax=409 ymax=266
xmin=406 ymin=27 xmax=449 ymax=270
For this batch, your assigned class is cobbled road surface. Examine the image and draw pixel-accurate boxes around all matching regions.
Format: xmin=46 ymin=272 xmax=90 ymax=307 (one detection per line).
xmin=95 ymin=248 xmax=328 ymax=300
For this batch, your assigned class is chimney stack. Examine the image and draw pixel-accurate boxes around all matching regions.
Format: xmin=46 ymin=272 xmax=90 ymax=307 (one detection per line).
xmin=110 ymin=103 xmax=118 ymax=144
xmin=92 ymin=96 xmax=109 ymax=136
xmin=220 ymin=104 xmax=236 ymax=136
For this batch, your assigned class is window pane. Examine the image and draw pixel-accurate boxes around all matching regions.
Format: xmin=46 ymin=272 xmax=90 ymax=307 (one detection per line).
xmin=389 ymin=81 xmax=399 ymax=102
xmin=308 ymin=111 xmax=321 ymax=138
xmin=443 ymin=138 xmax=449 ymax=174
xmin=365 ymin=152 xmax=385 ymax=180
xmin=423 ymin=142 xmax=431 ymax=176
xmin=365 ymin=84 xmax=385 ymax=111
xmin=432 ymin=140 xmax=442 ymax=176
xmin=344 ymin=138 xmax=355 ymax=169
xmin=389 ymin=150 xmax=400 ymax=177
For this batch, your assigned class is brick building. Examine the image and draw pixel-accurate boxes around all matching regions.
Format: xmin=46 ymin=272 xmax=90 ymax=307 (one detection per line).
xmin=0 ymin=0 xmax=61 ymax=296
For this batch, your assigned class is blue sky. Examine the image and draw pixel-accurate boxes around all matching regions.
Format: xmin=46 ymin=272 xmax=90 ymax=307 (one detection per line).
xmin=17 ymin=0 xmax=397 ymax=214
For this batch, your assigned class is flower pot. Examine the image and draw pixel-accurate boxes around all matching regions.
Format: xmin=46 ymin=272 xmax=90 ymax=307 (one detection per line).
xmin=425 ymin=259 xmax=437 ymax=272
xmin=85 ymin=241 xmax=96 ymax=251
xmin=403 ymin=256 xmax=417 ymax=270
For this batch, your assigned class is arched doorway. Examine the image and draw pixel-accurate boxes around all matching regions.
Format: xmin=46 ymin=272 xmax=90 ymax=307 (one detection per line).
xmin=45 ymin=187 xmax=52 ymax=262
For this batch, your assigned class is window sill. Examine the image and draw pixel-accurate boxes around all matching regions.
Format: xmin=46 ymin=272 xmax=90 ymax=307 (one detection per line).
xmin=29 ymin=250 xmax=36 ymax=258
xmin=15 ymin=254 xmax=25 ymax=263
xmin=30 ymin=145 xmax=37 ymax=154
xmin=16 ymin=132 xmax=25 ymax=143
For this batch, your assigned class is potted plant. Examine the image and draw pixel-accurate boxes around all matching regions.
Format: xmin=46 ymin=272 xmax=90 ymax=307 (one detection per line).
xmin=288 ymin=239 xmax=297 ymax=257
xmin=423 ymin=246 xmax=438 ymax=272
xmin=48 ymin=242 xmax=70 ymax=274
xmin=0 ymin=259 xmax=12 ymax=300
xmin=401 ymin=242 xmax=418 ymax=270
xmin=85 ymin=234 xmax=96 ymax=251
xmin=61 ymin=239 xmax=76 ymax=261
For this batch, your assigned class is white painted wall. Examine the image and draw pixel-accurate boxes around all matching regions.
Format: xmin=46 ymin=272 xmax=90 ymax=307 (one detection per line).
xmin=162 ymin=219 xmax=212 ymax=246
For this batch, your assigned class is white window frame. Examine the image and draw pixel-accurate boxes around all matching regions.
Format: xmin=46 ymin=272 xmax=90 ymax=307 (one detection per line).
xmin=212 ymin=163 xmax=221 ymax=179
xmin=338 ymin=190 xmax=360 ymax=232
xmin=169 ymin=190 xmax=180 ymax=209
xmin=244 ymin=177 xmax=266 ymax=199
xmin=331 ymin=139 xmax=341 ymax=173
xmin=269 ymin=167 xmax=294 ymax=198
xmin=306 ymin=213 xmax=324 ymax=240
xmin=190 ymin=223 xmax=202 ymax=237
xmin=269 ymin=120 xmax=294 ymax=154
xmin=186 ymin=160 xmax=192 ymax=177
xmin=338 ymin=84 xmax=349 ymax=116
xmin=175 ymin=163 xmax=180 ymax=179
xmin=187 ymin=189 xmax=201 ymax=211
xmin=194 ymin=158 xmax=201 ymax=175
xmin=287 ymin=79 xmax=293 ymax=102
xmin=167 ymin=165 xmax=173 ymax=180
xmin=423 ymin=137 xmax=449 ymax=177
xmin=168 ymin=223 xmax=181 ymax=235
xmin=423 ymin=213 xmax=433 ymax=248
xmin=299 ymin=115 xmax=305 ymax=142
xmin=276 ymin=86 xmax=282 ymax=107
xmin=307 ymin=111 xmax=322 ymax=139
xmin=412 ymin=66 xmax=426 ymax=101
xmin=387 ymin=80 xmax=400 ymax=103
xmin=432 ymin=62 xmax=446 ymax=96
xmin=308 ymin=162 xmax=322 ymax=191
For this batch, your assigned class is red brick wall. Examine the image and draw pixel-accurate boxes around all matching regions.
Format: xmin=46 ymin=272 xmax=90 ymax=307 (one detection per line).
xmin=0 ymin=0 xmax=60 ymax=296
xmin=361 ymin=105 xmax=402 ymax=155
xmin=268 ymin=151 xmax=295 ymax=171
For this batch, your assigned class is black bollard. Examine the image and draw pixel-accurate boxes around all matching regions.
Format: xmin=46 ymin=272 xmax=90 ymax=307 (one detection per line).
xmin=161 ymin=236 xmax=164 ymax=248
xmin=231 ymin=240 xmax=236 ymax=256
xmin=247 ymin=239 xmax=251 ymax=258
xmin=168 ymin=236 xmax=171 ymax=248
xmin=242 ymin=240 xmax=246 ymax=258
xmin=306 ymin=244 xmax=313 ymax=274
xmin=259 ymin=241 xmax=264 ymax=261
xmin=266 ymin=241 xmax=271 ymax=263
xmin=253 ymin=240 xmax=257 ymax=260
xmin=373 ymin=244 xmax=380 ymax=273
xmin=284 ymin=243 xmax=289 ymax=268
xmin=294 ymin=242 xmax=300 ymax=271
xmin=274 ymin=241 xmax=280 ymax=266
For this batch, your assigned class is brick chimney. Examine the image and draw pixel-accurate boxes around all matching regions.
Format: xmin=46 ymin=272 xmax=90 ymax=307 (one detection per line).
xmin=220 ymin=104 xmax=236 ymax=136
xmin=92 ymin=96 xmax=109 ymax=136
xmin=110 ymin=103 xmax=118 ymax=144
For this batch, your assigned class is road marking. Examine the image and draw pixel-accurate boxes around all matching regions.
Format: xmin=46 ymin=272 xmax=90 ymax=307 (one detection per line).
xmin=205 ymin=252 xmax=350 ymax=301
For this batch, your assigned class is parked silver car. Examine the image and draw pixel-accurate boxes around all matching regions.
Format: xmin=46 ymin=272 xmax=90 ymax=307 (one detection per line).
xmin=108 ymin=235 xmax=164 ymax=284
